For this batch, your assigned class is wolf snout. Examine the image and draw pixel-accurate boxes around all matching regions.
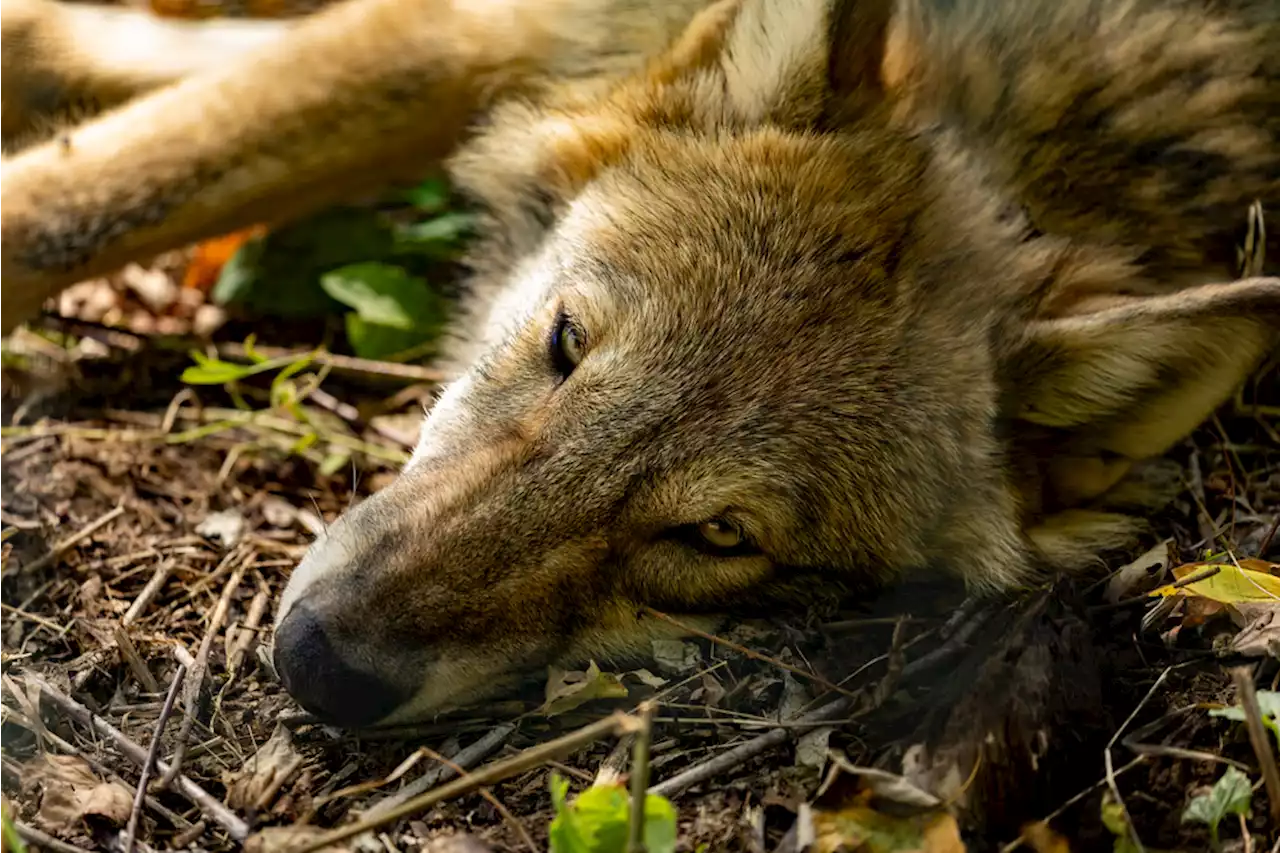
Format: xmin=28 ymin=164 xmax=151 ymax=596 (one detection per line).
xmin=272 ymin=602 xmax=415 ymax=727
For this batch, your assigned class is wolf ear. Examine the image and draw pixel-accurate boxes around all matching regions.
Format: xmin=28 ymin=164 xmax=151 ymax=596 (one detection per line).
xmin=1009 ymin=277 xmax=1280 ymax=463
xmin=712 ymin=0 xmax=913 ymax=125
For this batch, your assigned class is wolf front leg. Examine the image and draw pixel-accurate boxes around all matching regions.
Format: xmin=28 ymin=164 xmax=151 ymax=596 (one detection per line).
xmin=0 ymin=0 xmax=709 ymax=334
xmin=2 ymin=0 xmax=295 ymax=148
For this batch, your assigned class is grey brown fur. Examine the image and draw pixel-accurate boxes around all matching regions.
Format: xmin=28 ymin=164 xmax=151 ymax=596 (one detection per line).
xmin=2 ymin=0 xmax=1277 ymax=726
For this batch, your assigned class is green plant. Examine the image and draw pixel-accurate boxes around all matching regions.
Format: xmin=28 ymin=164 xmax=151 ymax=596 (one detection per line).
xmin=1182 ymin=765 xmax=1252 ymax=852
xmin=548 ymin=773 xmax=677 ymax=853
xmin=1 ymin=812 xmax=27 ymax=853
xmin=1209 ymin=690 xmax=1280 ymax=750
xmin=210 ymin=177 xmax=473 ymax=359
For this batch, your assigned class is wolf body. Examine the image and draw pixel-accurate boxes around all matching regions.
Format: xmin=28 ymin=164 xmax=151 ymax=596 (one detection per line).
xmin=2 ymin=0 xmax=1278 ymax=728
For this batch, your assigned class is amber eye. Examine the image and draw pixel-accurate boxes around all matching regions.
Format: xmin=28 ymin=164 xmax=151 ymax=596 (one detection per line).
xmin=550 ymin=312 xmax=587 ymax=378
xmin=666 ymin=517 xmax=758 ymax=557
xmin=698 ymin=518 xmax=744 ymax=550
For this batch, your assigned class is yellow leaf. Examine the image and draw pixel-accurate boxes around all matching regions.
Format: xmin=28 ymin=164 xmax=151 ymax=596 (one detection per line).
xmin=1149 ymin=561 xmax=1280 ymax=604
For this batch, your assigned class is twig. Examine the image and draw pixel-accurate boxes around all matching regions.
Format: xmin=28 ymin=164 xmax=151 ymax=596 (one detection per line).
xmin=36 ymin=315 xmax=448 ymax=384
xmin=1230 ymin=666 xmax=1280 ymax=822
xmin=649 ymin=695 xmax=854 ymax=798
xmin=114 ymin=627 xmax=161 ymax=694
xmin=1258 ymin=514 xmax=1280 ymax=557
xmin=366 ymin=723 xmax=517 ymax=818
xmin=1123 ymin=742 xmax=1251 ymax=771
xmin=594 ymin=734 xmax=636 ymax=788
xmin=1091 ymin=565 xmax=1222 ymax=613
xmin=226 ymin=584 xmax=270 ymax=683
xmin=627 ymin=701 xmax=657 ymax=853
xmin=289 ymin=712 xmax=640 ymax=853
xmin=0 ymin=703 xmax=192 ymax=830
xmin=13 ymin=821 xmax=95 ymax=853
xmin=650 ymin=601 xmax=991 ymax=798
xmin=121 ymin=559 xmax=174 ymax=626
xmin=18 ymin=504 xmax=125 ymax=574
xmin=158 ymin=551 xmax=248 ymax=789
xmin=124 ymin=663 xmax=187 ymax=853
xmin=641 ymin=607 xmax=857 ymax=698
xmin=999 ymin=756 xmax=1147 ymax=853
xmin=27 ymin=673 xmax=250 ymax=841
xmin=1104 ymin=667 xmax=1172 ymax=853
xmin=420 ymin=747 xmax=538 ymax=853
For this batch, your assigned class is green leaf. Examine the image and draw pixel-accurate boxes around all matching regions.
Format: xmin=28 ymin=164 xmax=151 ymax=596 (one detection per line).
xmin=547 ymin=774 xmax=678 ymax=853
xmin=1209 ymin=690 xmax=1280 ymax=750
xmin=1183 ymin=766 xmax=1252 ymax=839
xmin=343 ymin=314 xmax=435 ymax=361
xmin=2 ymin=812 xmax=28 ymax=853
xmin=321 ymin=263 xmax=439 ymax=330
xmin=395 ymin=212 xmax=475 ymax=253
xmin=398 ymin=178 xmax=452 ymax=213
xmin=212 ymin=208 xmax=399 ymax=318
xmin=641 ymin=793 xmax=678 ymax=853
xmin=1100 ymin=793 xmax=1141 ymax=853
xmin=181 ymin=360 xmax=255 ymax=385
xmin=319 ymin=451 xmax=351 ymax=477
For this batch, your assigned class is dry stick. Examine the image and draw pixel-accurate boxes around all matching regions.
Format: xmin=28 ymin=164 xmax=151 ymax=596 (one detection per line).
xmin=123 ymin=663 xmax=187 ymax=853
xmin=1104 ymin=666 xmax=1172 ymax=853
xmin=19 ymin=504 xmax=125 ymax=575
xmin=649 ymin=693 xmax=854 ymax=799
xmin=226 ymin=585 xmax=270 ymax=684
xmin=650 ymin=603 xmax=993 ymax=799
xmin=13 ymin=821 xmax=95 ymax=853
xmin=121 ymin=559 xmax=175 ymax=626
xmin=289 ymin=712 xmax=640 ymax=853
xmin=998 ymin=756 xmax=1148 ymax=853
xmin=27 ymin=673 xmax=250 ymax=842
xmin=366 ymin=722 xmax=517 ymax=819
xmin=1230 ymin=666 xmax=1280 ymax=822
xmin=158 ymin=552 xmax=248 ymax=789
xmin=640 ymin=607 xmax=858 ymax=698
xmin=420 ymin=747 xmax=539 ymax=853
xmin=626 ymin=701 xmax=657 ymax=853
xmin=1092 ymin=565 xmax=1223 ymax=613
xmin=2 ymin=703 xmax=192 ymax=830
xmin=1258 ymin=514 xmax=1280 ymax=557
xmin=114 ymin=626 xmax=161 ymax=694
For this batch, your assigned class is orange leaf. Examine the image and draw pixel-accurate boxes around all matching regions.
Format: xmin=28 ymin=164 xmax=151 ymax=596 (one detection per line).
xmin=182 ymin=226 xmax=267 ymax=293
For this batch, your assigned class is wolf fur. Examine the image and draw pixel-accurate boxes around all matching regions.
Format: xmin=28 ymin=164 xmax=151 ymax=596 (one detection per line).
xmin=2 ymin=0 xmax=1277 ymax=726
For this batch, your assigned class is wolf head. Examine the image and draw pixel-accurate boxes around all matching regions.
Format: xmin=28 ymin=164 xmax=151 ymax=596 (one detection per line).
xmin=272 ymin=0 xmax=1279 ymax=726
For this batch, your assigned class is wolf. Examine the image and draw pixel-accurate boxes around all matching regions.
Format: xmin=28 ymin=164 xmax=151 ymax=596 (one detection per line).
xmin=2 ymin=0 xmax=1278 ymax=729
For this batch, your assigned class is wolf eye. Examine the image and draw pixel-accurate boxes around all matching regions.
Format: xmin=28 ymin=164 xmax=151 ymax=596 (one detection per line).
xmin=550 ymin=312 xmax=587 ymax=378
xmin=699 ymin=519 xmax=743 ymax=549
xmin=667 ymin=518 xmax=758 ymax=557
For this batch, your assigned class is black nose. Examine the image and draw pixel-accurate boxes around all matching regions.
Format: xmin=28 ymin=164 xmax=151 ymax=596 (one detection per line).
xmin=273 ymin=604 xmax=412 ymax=727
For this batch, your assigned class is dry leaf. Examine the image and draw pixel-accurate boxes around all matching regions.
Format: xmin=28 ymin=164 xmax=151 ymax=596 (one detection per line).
xmin=1106 ymin=539 xmax=1172 ymax=604
xmin=806 ymin=751 xmax=964 ymax=852
xmin=651 ymin=639 xmax=701 ymax=674
xmin=627 ymin=668 xmax=668 ymax=689
xmin=1231 ymin=606 xmax=1280 ymax=658
xmin=182 ymin=227 xmax=267 ymax=292
xmin=244 ymin=826 xmax=354 ymax=853
xmin=27 ymin=754 xmax=132 ymax=833
xmin=1020 ymin=821 xmax=1072 ymax=853
xmin=812 ymin=805 xmax=965 ymax=853
xmin=540 ymin=661 xmax=629 ymax=716
xmin=196 ymin=509 xmax=246 ymax=549
xmin=225 ymin=723 xmax=304 ymax=812
xmin=423 ymin=835 xmax=497 ymax=853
